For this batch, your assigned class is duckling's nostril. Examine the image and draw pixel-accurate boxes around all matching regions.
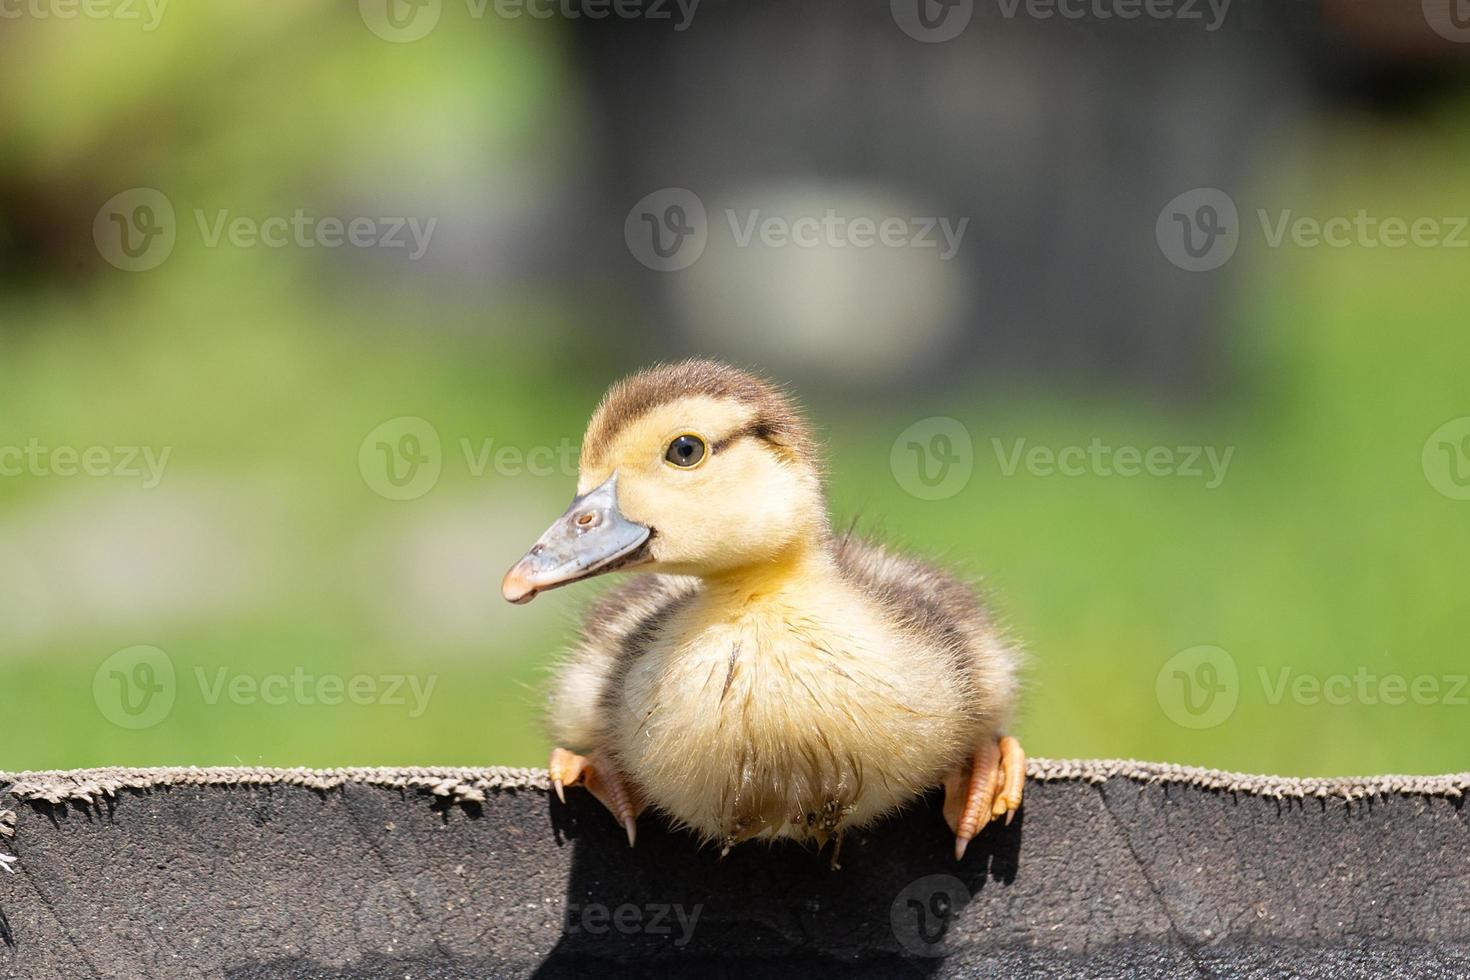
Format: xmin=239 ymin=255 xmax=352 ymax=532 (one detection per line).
xmin=576 ymin=511 xmax=599 ymax=528
xmin=530 ymin=544 xmax=545 ymax=557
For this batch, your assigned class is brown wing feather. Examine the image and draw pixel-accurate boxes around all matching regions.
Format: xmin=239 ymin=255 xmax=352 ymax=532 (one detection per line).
xmin=834 ymin=534 xmax=1020 ymax=731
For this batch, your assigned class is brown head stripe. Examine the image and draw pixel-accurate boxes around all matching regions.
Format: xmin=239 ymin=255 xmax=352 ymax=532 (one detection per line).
xmin=581 ymin=359 xmax=817 ymax=468
xmin=714 ymin=419 xmax=784 ymax=455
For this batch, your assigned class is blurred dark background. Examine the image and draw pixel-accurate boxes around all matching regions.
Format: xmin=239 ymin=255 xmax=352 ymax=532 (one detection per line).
xmin=2 ymin=0 xmax=1468 ymax=776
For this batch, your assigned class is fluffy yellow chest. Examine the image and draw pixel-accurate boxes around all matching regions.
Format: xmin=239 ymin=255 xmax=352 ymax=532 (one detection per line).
xmin=608 ymin=582 xmax=974 ymax=846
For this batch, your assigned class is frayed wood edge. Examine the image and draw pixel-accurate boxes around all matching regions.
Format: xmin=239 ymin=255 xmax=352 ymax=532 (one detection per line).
xmin=4 ymin=760 xmax=1467 ymax=809
xmin=0 ymin=809 xmax=14 ymax=874
xmin=1025 ymin=759 xmax=1469 ymax=801
xmin=2 ymin=766 xmax=547 ymax=807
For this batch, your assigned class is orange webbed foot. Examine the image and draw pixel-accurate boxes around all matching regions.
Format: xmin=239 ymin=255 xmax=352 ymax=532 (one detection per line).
xmin=548 ymin=747 xmax=644 ymax=847
xmin=943 ymin=735 xmax=1025 ymax=860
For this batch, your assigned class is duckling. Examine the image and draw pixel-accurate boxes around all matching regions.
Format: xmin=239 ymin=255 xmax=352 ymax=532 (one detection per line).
xmin=502 ymin=360 xmax=1023 ymax=860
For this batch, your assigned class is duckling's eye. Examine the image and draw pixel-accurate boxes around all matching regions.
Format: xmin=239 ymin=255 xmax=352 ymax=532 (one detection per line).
xmin=664 ymin=434 xmax=706 ymax=468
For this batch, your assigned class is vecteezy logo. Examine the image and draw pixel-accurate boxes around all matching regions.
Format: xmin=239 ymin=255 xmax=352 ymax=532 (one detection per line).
xmin=1422 ymin=417 xmax=1470 ymax=501
xmin=624 ymin=188 xmax=707 ymax=272
xmin=1155 ymin=188 xmax=1239 ymax=272
xmin=891 ymin=874 xmax=970 ymax=956
xmin=93 ymin=188 xmax=176 ymax=272
xmin=359 ymin=416 xmax=443 ymax=500
xmin=1423 ymin=0 xmax=1470 ymax=42
xmin=890 ymin=0 xmax=974 ymax=42
xmin=93 ymin=645 xmax=177 ymax=729
xmin=890 ymin=417 xmax=974 ymax=501
xmin=1156 ymin=645 xmax=1238 ymax=729
xmin=359 ymin=0 xmax=441 ymax=42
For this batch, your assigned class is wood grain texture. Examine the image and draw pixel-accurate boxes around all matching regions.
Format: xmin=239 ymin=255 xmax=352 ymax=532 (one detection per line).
xmin=1 ymin=764 xmax=1468 ymax=978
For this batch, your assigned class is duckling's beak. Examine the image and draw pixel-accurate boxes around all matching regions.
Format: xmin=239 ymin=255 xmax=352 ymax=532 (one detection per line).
xmin=501 ymin=474 xmax=652 ymax=604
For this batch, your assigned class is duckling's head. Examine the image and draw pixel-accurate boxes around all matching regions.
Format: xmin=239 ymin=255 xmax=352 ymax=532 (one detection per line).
xmin=502 ymin=360 xmax=826 ymax=603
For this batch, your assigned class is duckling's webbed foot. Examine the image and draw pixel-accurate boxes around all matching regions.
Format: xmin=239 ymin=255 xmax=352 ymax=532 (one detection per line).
xmin=549 ymin=747 xmax=644 ymax=847
xmin=943 ymin=735 xmax=1025 ymax=860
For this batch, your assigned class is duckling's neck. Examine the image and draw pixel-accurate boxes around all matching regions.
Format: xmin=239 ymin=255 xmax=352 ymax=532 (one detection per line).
xmin=699 ymin=535 xmax=839 ymax=610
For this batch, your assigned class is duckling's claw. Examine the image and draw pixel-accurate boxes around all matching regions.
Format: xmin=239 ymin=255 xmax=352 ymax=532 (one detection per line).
xmin=548 ymin=746 xmax=644 ymax=847
xmin=620 ymin=814 xmax=638 ymax=848
xmin=548 ymin=747 xmax=585 ymax=804
xmin=944 ymin=740 xmax=997 ymax=861
xmin=994 ymin=735 xmax=1026 ymax=822
xmin=943 ymin=735 xmax=1025 ymax=860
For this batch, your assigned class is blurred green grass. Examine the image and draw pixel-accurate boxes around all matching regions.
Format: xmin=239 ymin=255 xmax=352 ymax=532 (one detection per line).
xmin=6 ymin=185 xmax=1469 ymax=777
xmin=2 ymin=8 xmax=1468 ymax=777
